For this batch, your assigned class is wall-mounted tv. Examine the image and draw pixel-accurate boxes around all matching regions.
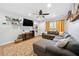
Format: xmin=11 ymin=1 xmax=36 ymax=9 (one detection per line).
xmin=23 ymin=18 xmax=33 ymax=26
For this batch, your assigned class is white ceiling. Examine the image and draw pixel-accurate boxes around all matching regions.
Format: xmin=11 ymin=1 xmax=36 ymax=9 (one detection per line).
xmin=0 ymin=3 xmax=74 ymax=21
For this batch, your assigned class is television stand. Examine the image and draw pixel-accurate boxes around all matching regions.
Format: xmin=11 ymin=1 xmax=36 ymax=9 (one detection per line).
xmin=15 ymin=31 xmax=34 ymax=43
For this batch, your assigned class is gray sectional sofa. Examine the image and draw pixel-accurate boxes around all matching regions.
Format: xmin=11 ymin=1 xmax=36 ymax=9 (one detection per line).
xmin=33 ymin=32 xmax=79 ymax=56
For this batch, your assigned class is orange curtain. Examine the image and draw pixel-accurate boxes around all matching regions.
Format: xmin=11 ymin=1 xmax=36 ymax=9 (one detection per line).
xmin=56 ymin=20 xmax=64 ymax=33
xmin=45 ymin=21 xmax=50 ymax=32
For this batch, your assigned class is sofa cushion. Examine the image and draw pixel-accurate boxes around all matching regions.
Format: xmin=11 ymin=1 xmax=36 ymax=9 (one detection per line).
xmin=33 ymin=39 xmax=56 ymax=53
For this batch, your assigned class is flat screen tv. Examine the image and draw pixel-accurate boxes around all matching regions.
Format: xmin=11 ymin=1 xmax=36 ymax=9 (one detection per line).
xmin=23 ymin=18 xmax=33 ymax=26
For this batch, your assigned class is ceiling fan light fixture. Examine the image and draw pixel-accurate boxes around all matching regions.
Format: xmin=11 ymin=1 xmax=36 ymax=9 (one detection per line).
xmin=47 ymin=3 xmax=52 ymax=8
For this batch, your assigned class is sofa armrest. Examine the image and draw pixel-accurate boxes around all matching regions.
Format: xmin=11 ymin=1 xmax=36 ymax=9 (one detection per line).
xmin=46 ymin=46 xmax=76 ymax=56
xmin=47 ymin=31 xmax=59 ymax=35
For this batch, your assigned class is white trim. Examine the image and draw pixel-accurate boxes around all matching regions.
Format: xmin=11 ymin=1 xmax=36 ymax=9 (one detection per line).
xmin=0 ymin=40 xmax=14 ymax=46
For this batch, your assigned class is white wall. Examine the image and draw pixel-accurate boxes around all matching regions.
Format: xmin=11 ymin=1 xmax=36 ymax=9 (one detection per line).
xmin=66 ymin=20 xmax=79 ymax=43
xmin=0 ymin=13 xmax=22 ymax=44
xmin=0 ymin=25 xmax=21 ymax=44
xmin=33 ymin=21 xmax=45 ymax=35
xmin=0 ymin=12 xmax=33 ymax=45
xmin=39 ymin=22 xmax=45 ymax=34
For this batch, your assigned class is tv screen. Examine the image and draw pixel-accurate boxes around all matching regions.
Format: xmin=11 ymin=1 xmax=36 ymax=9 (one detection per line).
xmin=23 ymin=18 xmax=33 ymax=26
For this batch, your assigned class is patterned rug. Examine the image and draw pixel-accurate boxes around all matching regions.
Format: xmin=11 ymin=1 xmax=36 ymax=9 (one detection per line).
xmin=0 ymin=36 xmax=42 ymax=56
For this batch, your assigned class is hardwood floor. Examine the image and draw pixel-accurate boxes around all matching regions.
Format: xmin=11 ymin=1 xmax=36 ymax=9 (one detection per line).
xmin=0 ymin=36 xmax=42 ymax=56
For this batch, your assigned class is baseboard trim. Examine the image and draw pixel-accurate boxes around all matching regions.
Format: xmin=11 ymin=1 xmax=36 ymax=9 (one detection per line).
xmin=0 ymin=40 xmax=14 ymax=46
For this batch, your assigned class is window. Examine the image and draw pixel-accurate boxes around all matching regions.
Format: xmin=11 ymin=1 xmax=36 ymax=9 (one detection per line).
xmin=50 ymin=22 xmax=56 ymax=31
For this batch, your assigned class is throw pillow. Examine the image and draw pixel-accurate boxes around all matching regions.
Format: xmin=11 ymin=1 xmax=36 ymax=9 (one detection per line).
xmin=64 ymin=32 xmax=71 ymax=38
xmin=55 ymin=39 xmax=69 ymax=48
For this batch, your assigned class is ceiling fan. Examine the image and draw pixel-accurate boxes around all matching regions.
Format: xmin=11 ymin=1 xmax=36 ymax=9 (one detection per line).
xmin=32 ymin=10 xmax=49 ymax=18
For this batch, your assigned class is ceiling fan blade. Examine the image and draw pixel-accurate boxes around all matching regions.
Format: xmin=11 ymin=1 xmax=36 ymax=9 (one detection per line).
xmin=42 ymin=13 xmax=49 ymax=15
xmin=32 ymin=13 xmax=39 ymax=15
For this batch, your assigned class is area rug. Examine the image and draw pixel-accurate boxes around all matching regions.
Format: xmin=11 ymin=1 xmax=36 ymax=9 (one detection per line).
xmin=0 ymin=36 xmax=42 ymax=56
